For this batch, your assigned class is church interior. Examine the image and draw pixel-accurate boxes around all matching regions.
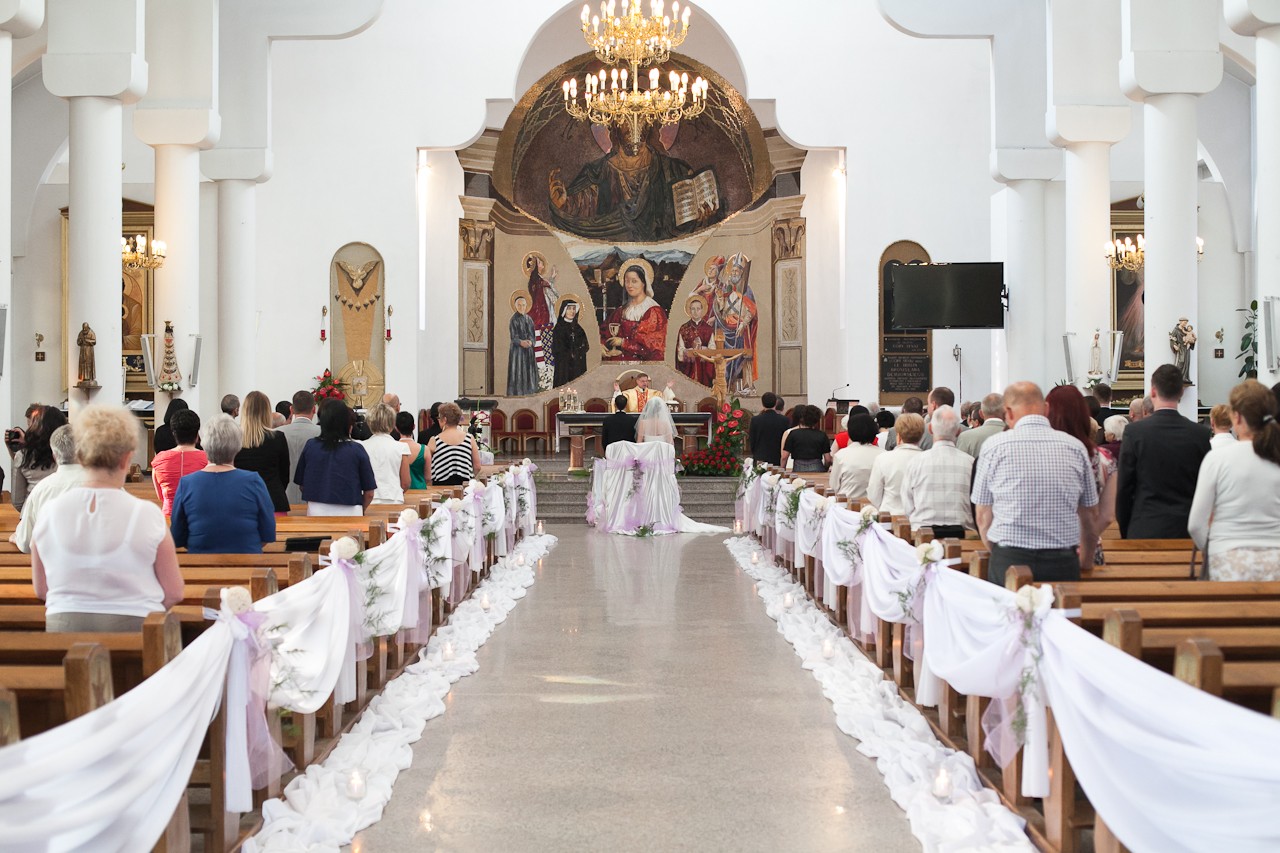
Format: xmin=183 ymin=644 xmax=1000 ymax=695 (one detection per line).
xmin=0 ymin=1 xmax=1276 ymax=851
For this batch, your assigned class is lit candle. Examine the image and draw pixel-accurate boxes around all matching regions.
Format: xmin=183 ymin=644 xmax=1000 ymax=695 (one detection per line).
xmin=932 ymin=767 xmax=953 ymax=799
xmin=537 ymin=520 xmax=545 ymax=535
xmin=782 ymin=593 xmax=794 ymax=609
xmin=751 ymin=551 xmax=759 ymax=565
xmin=649 ymin=68 xmax=659 ymax=89
xmin=581 ymin=4 xmax=590 ymax=23
xmin=516 ymin=553 xmax=526 ymax=566
xmin=480 ymin=592 xmax=491 ymax=610
xmin=682 ymin=6 xmax=690 ymax=25
xmin=620 ymin=67 xmax=627 ymax=89
xmin=563 ymin=81 xmax=570 ymax=101
xmin=822 ymin=637 xmax=835 ymax=659
xmin=734 ymin=519 xmax=742 ymax=534
xmin=345 ymin=769 xmax=367 ymax=799
xmin=442 ymin=641 xmax=455 ymax=661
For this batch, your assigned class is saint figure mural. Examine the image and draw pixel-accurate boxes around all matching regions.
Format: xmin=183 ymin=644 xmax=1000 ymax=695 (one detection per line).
xmin=523 ymin=251 xmax=559 ymax=389
xmin=548 ymin=126 xmax=723 ymax=243
xmin=507 ymin=290 xmax=539 ymax=396
xmin=710 ymin=252 xmax=758 ymax=392
xmin=601 ymin=259 xmax=667 ymax=362
xmin=551 ymin=295 xmax=590 ymax=387
xmin=676 ymin=294 xmax=715 ymax=386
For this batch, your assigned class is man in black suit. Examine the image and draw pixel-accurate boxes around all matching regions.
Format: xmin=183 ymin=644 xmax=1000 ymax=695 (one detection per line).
xmin=1116 ymin=364 xmax=1212 ymax=538
xmin=748 ymin=392 xmax=789 ymax=465
xmin=1092 ymin=382 xmax=1121 ymax=422
xmin=600 ymin=394 xmax=637 ymax=450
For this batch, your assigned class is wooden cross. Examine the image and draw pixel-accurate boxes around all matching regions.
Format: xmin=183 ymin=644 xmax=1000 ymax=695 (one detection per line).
xmin=688 ymin=328 xmax=749 ymax=408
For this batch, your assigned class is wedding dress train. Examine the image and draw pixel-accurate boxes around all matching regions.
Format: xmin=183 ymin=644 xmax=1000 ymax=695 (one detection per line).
xmin=587 ymin=440 xmax=728 ymax=536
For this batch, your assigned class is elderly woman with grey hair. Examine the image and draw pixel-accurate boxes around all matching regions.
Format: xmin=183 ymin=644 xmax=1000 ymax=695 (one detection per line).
xmin=170 ymin=414 xmax=276 ymax=553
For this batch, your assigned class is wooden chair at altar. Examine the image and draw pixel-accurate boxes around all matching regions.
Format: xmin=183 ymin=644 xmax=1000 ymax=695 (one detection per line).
xmin=510 ymin=408 xmax=547 ymax=454
xmin=490 ymin=408 xmax=518 ymax=454
xmin=822 ymin=407 xmax=839 ymax=440
xmin=697 ymin=397 xmax=718 ymax=415
xmin=584 ymin=397 xmax=610 ymax=456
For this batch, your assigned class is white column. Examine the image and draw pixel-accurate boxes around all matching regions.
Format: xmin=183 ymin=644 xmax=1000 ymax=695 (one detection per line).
xmin=152 ymin=144 xmax=202 ymax=413
xmin=66 ymin=97 xmax=124 ymax=411
xmin=217 ymin=179 xmax=257 ymax=396
xmin=1258 ymin=27 xmax=1280 ymax=385
xmin=1143 ymin=93 xmax=1200 ymax=417
xmin=1063 ymin=141 xmax=1114 ymax=376
xmin=0 ymin=32 xmax=12 ymax=455
xmin=1003 ymin=179 xmax=1048 ymax=388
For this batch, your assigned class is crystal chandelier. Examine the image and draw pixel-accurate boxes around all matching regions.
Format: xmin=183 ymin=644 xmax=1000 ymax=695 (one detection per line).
xmin=1104 ymin=234 xmax=1204 ymax=271
xmin=563 ymin=1 xmax=709 ymax=145
xmin=122 ymin=234 xmax=166 ymax=271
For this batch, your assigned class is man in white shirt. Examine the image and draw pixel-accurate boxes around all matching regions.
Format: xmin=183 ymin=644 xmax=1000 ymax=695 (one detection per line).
xmin=867 ymin=413 xmax=924 ymax=516
xmin=902 ymin=405 xmax=973 ymax=538
xmin=957 ymin=393 xmax=1006 ymax=458
xmin=278 ymin=390 xmax=321 ymax=505
xmin=10 ymin=426 xmax=87 ymax=553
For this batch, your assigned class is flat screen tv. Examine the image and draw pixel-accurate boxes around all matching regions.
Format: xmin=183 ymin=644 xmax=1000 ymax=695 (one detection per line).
xmin=889 ymin=262 xmax=1005 ymax=329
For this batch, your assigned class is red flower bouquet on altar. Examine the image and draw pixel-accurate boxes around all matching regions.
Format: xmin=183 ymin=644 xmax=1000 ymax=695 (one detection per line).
xmin=680 ymin=397 xmax=746 ymax=476
xmin=313 ymin=368 xmax=347 ymax=402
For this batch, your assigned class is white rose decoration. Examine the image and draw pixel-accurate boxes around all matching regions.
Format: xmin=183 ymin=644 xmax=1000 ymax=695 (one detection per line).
xmin=469 ymin=479 xmax=484 ymax=490
xmin=916 ymin=540 xmax=945 ymax=565
xmin=521 ymin=457 xmax=532 ymax=467
xmin=815 ymin=495 xmax=832 ymax=511
xmin=221 ymin=586 xmax=253 ymax=615
xmin=446 ymin=497 xmax=463 ymax=511
xmin=860 ymin=505 xmax=879 ymax=522
xmin=330 ymin=536 xmax=360 ymax=561
xmin=791 ymin=478 xmax=807 ymax=490
xmin=398 ymin=508 xmax=420 ymax=527
xmin=1015 ymin=583 xmax=1055 ymax=614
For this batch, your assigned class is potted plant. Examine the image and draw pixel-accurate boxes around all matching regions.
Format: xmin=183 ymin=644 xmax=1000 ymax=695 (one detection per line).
xmin=1237 ymin=300 xmax=1259 ymax=379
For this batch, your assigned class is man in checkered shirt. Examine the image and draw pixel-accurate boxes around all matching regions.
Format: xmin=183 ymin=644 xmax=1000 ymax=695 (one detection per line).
xmin=902 ymin=405 xmax=973 ymax=539
xmin=971 ymin=382 xmax=1099 ymax=585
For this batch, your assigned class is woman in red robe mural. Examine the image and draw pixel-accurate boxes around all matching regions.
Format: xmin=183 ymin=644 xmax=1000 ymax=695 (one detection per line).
xmin=601 ymin=259 xmax=667 ymax=362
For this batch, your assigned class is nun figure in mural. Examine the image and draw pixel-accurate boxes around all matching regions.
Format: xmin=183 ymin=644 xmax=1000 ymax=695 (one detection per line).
xmin=551 ymin=295 xmax=590 ymax=387
xmin=602 ymin=259 xmax=668 ymax=362
xmin=676 ymin=294 xmax=715 ymax=385
xmin=711 ymin=252 xmax=759 ymax=392
xmin=507 ymin=290 xmax=539 ymax=396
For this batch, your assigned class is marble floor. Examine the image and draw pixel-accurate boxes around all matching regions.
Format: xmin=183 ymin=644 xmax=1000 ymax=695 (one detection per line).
xmin=350 ymin=526 xmax=920 ymax=853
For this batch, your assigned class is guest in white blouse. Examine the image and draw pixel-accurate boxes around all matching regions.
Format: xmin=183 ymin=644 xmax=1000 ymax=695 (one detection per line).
xmin=829 ymin=413 xmax=882 ymax=501
xmin=867 ymin=413 xmax=924 ymax=516
xmin=359 ymin=403 xmax=411 ymax=504
xmin=1188 ymin=381 xmax=1280 ymax=581
xmin=32 ymin=406 xmax=183 ymax=632
xmin=1208 ymin=404 xmax=1237 ymax=450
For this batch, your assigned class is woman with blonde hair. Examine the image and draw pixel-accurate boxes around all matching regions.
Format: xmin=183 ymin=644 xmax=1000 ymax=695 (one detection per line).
xmin=234 ymin=390 xmax=291 ymax=514
xmin=360 ymin=402 xmax=411 ymax=504
xmin=1188 ymin=380 xmax=1280 ymax=581
xmin=32 ymin=406 xmax=183 ymax=632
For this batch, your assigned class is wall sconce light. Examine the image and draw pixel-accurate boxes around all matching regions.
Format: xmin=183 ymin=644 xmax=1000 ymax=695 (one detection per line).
xmin=386 ymin=304 xmax=393 ymax=343
xmin=320 ymin=306 xmax=328 ymax=342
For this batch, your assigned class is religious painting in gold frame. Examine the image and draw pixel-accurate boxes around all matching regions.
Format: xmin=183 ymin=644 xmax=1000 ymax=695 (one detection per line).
xmin=1109 ymin=210 xmax=1145 ymax=394
xmin=60 ymin=209 xmax=156 ymax=393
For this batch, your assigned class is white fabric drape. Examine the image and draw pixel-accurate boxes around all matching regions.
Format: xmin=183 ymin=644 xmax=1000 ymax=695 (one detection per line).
xmin=1039 ymin=617 xmax=1280 ymax=853
xmin=257 ymin=566 xmax=355 ymax=714
xmin=0 ymin=623 xmax=233 ymax=852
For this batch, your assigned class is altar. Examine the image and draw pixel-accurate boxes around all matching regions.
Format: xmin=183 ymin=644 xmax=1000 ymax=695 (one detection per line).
xmin=555 ymin=411 xmax=714 ymax=470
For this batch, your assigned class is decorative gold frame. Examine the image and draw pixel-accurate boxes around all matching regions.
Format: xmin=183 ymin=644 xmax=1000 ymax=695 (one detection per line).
xmin=1109 ymin=210 xmax=1146 ymax=394
xmin=60 ymin=209 xmax=156 ymax=393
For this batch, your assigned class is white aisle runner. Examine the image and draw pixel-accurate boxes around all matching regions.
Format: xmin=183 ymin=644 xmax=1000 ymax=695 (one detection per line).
xmin=245 ymin=534 xmax=557 ymax=853
xmin=353 ymin=527 xmax=923 ymax=852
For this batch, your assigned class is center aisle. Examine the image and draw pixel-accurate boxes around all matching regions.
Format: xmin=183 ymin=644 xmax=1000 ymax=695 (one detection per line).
xmin=352 ymin=526 xmax=920 ymax=852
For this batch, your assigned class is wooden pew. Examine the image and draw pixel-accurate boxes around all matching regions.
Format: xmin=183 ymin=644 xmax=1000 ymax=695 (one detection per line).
xmin=0 ymin=642 xmax=114 ymax=738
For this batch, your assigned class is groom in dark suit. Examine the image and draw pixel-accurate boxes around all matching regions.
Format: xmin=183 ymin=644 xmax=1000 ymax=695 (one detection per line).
xmin=601 ymin=394 xmax=637 ymax=450
xmin=1116 ymin=363 xmax=1212 ymax=538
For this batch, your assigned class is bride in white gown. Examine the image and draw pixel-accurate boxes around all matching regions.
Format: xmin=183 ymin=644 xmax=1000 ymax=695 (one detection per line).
xmin=588 ymin=396 xmax=727 ymax=535
xmin=635 ymin=397 xmax=676 ymax=444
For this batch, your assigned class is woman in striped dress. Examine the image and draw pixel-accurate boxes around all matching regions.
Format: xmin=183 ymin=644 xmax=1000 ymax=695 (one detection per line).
xmin=424 ymin=402 xmax=481 ymax=486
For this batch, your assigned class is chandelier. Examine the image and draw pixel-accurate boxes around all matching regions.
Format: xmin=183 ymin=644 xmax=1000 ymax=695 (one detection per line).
xmin=122 ymin=234 xmax=166 ymax=271
xmin=563 ymin=1 xmax=708 ymax=144
xmin=1104 ymin=234 xmax=1204 ymax=271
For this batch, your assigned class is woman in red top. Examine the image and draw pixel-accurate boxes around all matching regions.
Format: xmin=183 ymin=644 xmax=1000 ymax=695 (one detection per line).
xmin=151 ymin=409 xmax=207 ymax=517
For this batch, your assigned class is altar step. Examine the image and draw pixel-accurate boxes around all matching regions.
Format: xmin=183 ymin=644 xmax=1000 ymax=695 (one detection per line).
xmin=533 ymin=474 xmax=739 ymax=526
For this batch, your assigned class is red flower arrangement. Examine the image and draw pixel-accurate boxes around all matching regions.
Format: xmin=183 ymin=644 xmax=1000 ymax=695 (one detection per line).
xmin=681 ymin=396 xmax=746 ymax=476
xmin=313 ymin=368 xmax=347 ymax=401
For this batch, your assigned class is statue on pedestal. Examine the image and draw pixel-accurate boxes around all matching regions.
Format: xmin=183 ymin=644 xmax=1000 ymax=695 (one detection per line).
xmin=75 ymin=322 xmax=98 ymax=389
xmin=157 ymin=320 xmax=183 ymax=391
xmin=1169 ymin=317 xmax=1197 ymax=386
